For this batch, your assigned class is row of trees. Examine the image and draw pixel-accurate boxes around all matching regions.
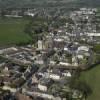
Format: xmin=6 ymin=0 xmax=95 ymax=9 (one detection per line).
xmin=24 ymin=16 xmax=50 ymax=43
xmin=24 ymin=16 xmax=68 ymax=43
xmin=69 ymin=76 xmax=92 ymax=98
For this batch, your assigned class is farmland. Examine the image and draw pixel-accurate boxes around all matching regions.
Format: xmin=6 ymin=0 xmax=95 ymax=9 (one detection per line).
xmin=0 ymin=17 xmax=31 ymax=46
xmin=79 ymin=64 xmax=100 ymax=100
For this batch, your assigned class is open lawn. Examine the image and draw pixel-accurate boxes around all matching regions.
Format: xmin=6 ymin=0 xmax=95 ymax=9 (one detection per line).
xmin=0 ymin=17 xmax=31 ymax=46
xmin=79 ymin=65 xmax=100 ymax=100
xmin=93 ymin=44 xmax=100 ymax=53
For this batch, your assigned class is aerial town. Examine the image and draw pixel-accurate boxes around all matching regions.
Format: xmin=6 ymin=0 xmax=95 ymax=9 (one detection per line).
xmin=0 ymin=7 xmax=100 ymax=100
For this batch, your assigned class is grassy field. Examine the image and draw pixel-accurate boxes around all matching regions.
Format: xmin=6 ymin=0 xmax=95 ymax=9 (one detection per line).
xmin=0 ymin=17 xmax=31 ymax=46
xmin=79 ymin=64 xmax=100 ymax=100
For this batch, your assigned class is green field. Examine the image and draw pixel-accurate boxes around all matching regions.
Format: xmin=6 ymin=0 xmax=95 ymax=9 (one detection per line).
xmin=0 ymin=17 xmax=31 ymax=46
xmin=79 ymin=65 xmax=100 ymax=100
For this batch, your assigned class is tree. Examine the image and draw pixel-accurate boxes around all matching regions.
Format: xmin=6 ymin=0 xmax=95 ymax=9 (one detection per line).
xmin=24 ymin=16 xmax=49 ymax=43
xmin=78 ymin=81 xmax=92 ymax=97
xmin=1 ymin=10 xmax=6 ymax=18
xmin=49 ymin=84 xmax=62 ymax=95
xmin=69 ymin=78 xmax=92 ymax=98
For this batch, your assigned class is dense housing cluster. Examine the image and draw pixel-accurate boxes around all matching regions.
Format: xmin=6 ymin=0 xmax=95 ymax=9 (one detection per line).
xmin=0 ymin=8 xmax=100 ymax=100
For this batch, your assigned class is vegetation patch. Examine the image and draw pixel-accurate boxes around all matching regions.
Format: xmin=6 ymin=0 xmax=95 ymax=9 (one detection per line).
xmin=93 ymin=44 xmax=100 ymax=53
xmin=0 ymin=17 xmax=31 ymax=46
xmin=79 ymin=64 xmax=100 ymax=100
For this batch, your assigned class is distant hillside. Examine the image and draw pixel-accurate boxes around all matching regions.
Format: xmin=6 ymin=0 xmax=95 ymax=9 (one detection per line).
xmin=0 ymin=0 xmax=100 ymax=9
xmin=0 ymin=0 xmax=77 ymax=8
xmin=77 ymin=0 xmax=100 ymax=7
xmin=0 ymin=0 xmax=33 ymax=8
